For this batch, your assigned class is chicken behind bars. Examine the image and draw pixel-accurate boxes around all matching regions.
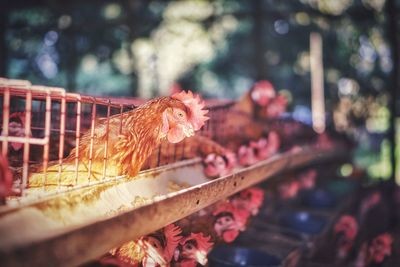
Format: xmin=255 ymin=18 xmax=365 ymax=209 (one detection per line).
xmin=28 ymin=91 xmax=208 ymax=188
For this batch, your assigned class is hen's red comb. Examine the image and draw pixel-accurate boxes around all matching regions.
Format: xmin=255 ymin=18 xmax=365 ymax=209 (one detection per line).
xmin=180 ymin=232 xmax=213 ymax=252
xmin=212 ymin=202 xmax=250 ymax=227
xmin=172 ymin=90 xmax=209 ymax=131
xmin=163 ymin=224 xmax=183 ymax=261
xmin=334 ymin=215 xmax=358 ymax=239
xmin=253 ymin=80 xmax=275 ymax=92
xmin=239 ymin=187 xmax=264 ymax=208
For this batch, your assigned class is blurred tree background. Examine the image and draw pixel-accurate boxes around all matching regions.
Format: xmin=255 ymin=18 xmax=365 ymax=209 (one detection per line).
xmin=1 ymin=0 xmax=399 ymax=181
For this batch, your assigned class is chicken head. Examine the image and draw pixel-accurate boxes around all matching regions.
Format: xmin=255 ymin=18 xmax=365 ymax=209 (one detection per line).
xmin=163 ymin=91 xmax=209 ymax=144
xmin=250 ymin=80 xmax=276 ymax=107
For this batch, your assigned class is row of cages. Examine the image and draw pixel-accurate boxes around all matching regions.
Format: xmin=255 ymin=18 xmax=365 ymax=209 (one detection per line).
xmin=0 ymin=78 xmax=238 ymax=201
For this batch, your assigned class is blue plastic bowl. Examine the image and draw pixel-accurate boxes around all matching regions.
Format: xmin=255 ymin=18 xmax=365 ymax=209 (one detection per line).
xmin=278 ymin=211 xmax=327 ymax=235
xmin=301 ymin=189 xmax=336 ymax=209
xmin=208 ymin=246 xmax=281 ymax=267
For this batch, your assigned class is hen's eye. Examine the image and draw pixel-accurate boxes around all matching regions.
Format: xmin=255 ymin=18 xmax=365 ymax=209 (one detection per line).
xmin=175 ymin=111 xmax=185 ymax=119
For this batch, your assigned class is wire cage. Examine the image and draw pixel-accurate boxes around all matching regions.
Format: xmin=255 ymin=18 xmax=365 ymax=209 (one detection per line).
xmin=0 ymin=78 xmax=235 ymax=203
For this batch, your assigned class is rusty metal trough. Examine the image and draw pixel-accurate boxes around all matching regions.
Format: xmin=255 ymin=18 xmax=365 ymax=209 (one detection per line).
xmin=0 ymin=146 xmax=344 ymax=267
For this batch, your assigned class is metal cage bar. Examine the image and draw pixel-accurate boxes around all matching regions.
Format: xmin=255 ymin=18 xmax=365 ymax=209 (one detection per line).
xmin=21 ymin=90 xmax=32 ymax=196
xmin=42 ymin=89 xmax=51 ymax=190
xmin=102 ymin=101 xmax=111 ymax=179
xmin=1 ymin=87 xmax=10 ymax=157
xmin=87 ymin=102 xmax=97 ymax=184
xmin=57 ymin=89 xmax=66 ymax=191
xmin=74 ymin=95 xmax=82 ymax=185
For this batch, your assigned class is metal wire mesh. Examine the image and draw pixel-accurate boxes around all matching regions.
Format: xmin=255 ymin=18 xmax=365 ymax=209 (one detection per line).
xmin=0 ymin=78 xmax=233 ymax=202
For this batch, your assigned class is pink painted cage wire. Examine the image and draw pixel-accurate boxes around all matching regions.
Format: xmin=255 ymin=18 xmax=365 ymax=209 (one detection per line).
xmin=0 ymin=78 xmax=234 ymax=201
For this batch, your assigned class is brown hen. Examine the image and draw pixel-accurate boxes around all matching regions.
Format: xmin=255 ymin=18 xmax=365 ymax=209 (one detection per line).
xmin=27 ymin=91 xmax=208 ymax=188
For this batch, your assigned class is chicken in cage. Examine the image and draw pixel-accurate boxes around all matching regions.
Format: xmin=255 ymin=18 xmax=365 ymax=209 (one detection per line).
xmin=0 ymin=78 xmax=213 ymax=201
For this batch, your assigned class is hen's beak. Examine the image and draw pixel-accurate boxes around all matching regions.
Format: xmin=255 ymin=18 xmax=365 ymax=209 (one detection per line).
xmin=183 ymin=124 xmax=195 ymax=137
xmin=195 ymin=251 xmax=208 ymax=266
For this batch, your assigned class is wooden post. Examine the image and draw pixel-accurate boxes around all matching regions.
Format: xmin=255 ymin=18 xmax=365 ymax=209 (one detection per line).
xmin=310 ymin=32 xmax=326 ymax=134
